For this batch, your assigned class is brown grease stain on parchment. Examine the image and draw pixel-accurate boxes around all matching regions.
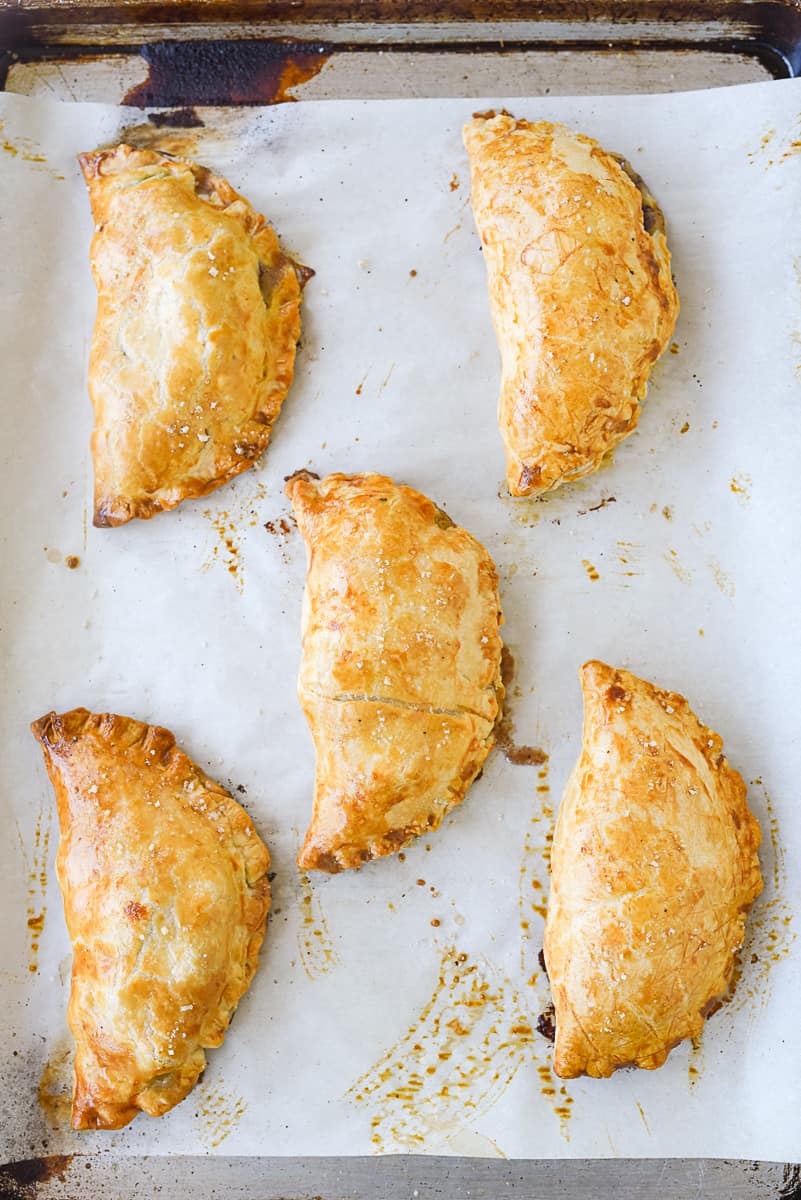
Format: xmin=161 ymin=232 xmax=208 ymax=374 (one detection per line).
xmin=264 ymin=515 xmax=294 ymax=540
xmin=748 ymin=125 xmax=777 ymax=165
xmin=246 ymin=480 xmax=270 ymax=524
xmin=792 ymin=258 xmax=801 ymax=376
xmin=687 ymin=1034 xmax=705 ymax=1089
xmin=516 ymin=761 xmax=574 ymax=1137
xmin=518 ymin=759 xmax=552 ymax=980
xmin=535 ymin=1061 xmax=574 ymax=1136
xmin=346 ymin=947 xmax=536 ymax=1153
xmin=729 ymin=474 xmax=752 ymax=504
xmin=496 ymin=482 xmax=541 ymax=528
xmin=492 ymin=654 xmax=572 ymax=1132
xmin=0 ymin=121 xmax=65 ymax=179
xmin=202 ymin=509 xmax=244 ymax=591
xmin=18 ymin=804 xmax=53 ymax=974
xmin=708 ymin=558 xmax=735 ymax=598
xmin=349 ymin=752 xmax=576 ymax=1153
xmin=747 ymin=119 xmax=801 ymax=168
xmin=726 ymin=778 xmax=795 ymax=1017
xmin=38 ymin=1033 xmax=74 ymax=1126
xmin=662 ymin=544 xmax=736 ymax=597
xmin=264 ymin=509 xmax=297 ymax=565
xmin=496 ymin=465 xmax=617 ymax=531
xmin=615 ymin=539 xmax=643 ymax=581
xmin=298 ymin=873 xmax=338 ymax=980
xmin=664 ymin=547 xmax=692 ymax=585
xmin=202 ymin=482 xmax=271 ymax=591
xmin=495 ymin=648 xmax=548 ymax=767
xmin=195 ymin=1080 xmax=247 ymax=1148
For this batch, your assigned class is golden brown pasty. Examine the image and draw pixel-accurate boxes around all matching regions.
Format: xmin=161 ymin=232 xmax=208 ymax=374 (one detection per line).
xmin=31 ymin=708 xmax=271 ymax=1129
xmin=80 ymin=144 xmax=308 ymax=526
xmin=543 ymin=661 xmax=762 ymax=1079
xmin=286 ymin=471 xmax=504 ymax=872
xmin=463 ymin=115 xmax=679 ymax=496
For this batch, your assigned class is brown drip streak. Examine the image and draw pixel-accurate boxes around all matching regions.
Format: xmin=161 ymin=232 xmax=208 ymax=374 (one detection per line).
xmin=497 ymin=649 xmax=548 ymax=766
xmin=347 ymin=947 xmax=535 ymax=1152
xmin=196 ymin=1081 xmax=248 ymax=1148
xmin=534 ymin=1052 xmax=573 ymax=1134
xmin=19 ymin=806 xmax=52 ymax=975
xmin=577 ymin=495 xmax=616 ymax=516
xmin=0 ymin=122 xmax=64 ymax=177
xmin=519 ymin=759 xmax=553 ymax=980
xmin=202 ymin=509 xmax=244 ymax=591
xmin=517 ymin=759 xmax=574 ymax=1136
xmin=2 ymin=142 xmax=45 ymax=163
xmin=687 ymin=1035 xmax=704 ymax=1088
xmin=721 ymin=778 xmax=796 ymax=1016
xmin=298 ymin=873 xmax=338 ymax=979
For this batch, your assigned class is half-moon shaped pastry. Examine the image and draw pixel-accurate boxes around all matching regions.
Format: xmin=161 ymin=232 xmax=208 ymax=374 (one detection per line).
xmin=286 ymin=471 xmax=504 ymax=872
xmin=543 ymin=661 xmax=762 ymax=1079
xmin=463 ymin=115 xmax=679 ymax=496
xmin=79 ymin=144 xmax=308 ymax=526
xmin=31 ymin=708 xmax=271 ymax=1129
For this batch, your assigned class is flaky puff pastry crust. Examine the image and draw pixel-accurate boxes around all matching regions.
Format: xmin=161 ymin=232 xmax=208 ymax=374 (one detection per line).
xmin=31 ymin=708 xmax=271 ymax=1129
xmin=79 ymin=144 xmax=307 ymax=526
xmin=543 ymin=662 xmax=762 ymax=1080
xmin=463 ymin=116 xmax=679 ymax=496
xmin=286 ymin=472 xmax=504 ymax=872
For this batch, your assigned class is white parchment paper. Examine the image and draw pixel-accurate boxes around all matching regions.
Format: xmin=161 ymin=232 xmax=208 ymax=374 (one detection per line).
xmin=0 ymin=79 xmax=800 ymax=1162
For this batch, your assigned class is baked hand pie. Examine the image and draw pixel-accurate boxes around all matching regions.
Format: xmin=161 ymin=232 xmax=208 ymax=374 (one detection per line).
xmin=463 ymin=115 xmax=679 ymax=496
xmin=543 ymin=661 xmax=762 ymax=1079
xmin=286 ymin=471 xmax=504 ymax=872
xmin=79 ymin=144 xmax=309 ymax=526
xmin=31 ymin=708 xmax=271 ymax=1129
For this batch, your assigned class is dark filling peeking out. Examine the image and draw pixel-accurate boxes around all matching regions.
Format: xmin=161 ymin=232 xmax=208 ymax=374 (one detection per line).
xmin=610 ymin=153 xmax=665 ymax=237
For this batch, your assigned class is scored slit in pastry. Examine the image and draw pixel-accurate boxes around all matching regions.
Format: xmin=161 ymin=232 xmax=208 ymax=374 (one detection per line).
xmin=543 ymin=661 xmax=763 ymax=1079
xmin=79 ymin=144 xmax=310 ymax=526
xmin=286 ymin=471 xmax=504 ymax=872
xmin=463 ymin=114 xmax=679 ymax=497
xmin=31 ymin=708 xmax=271 ymax=1129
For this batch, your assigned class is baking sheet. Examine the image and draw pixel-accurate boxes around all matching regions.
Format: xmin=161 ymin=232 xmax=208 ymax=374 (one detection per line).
xmin=0 ymin=79 xmax=799 ymax=1163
